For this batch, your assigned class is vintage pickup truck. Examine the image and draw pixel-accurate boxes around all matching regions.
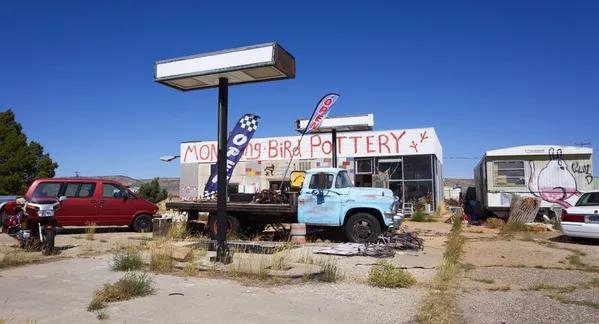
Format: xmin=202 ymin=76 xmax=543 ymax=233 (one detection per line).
xmin=165 ymin=168 xmax=404 ymax=242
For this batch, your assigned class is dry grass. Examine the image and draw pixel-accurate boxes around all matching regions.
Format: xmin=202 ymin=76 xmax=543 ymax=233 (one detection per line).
xmin=486 ymin=217 xmax=505 ymax=228
xmin=87 ymin=272 xmax=157 ymax=312
xmin=0 ymin=249 xmax=68 ymax=269
xmin=85 ymin=222 xmax=97 ymax=241
xmin=474 ymin=278 xmax=495 ymax=284
xmin=316 ymin=257 xmax=342 ymax=283
xmin=553 ymin=296 xmax=599 ymax=309
xmin=149 ymin=241 xmax=173 ymax=273
xmin=525 ymin=282 xmax=577 ymax=293
xmin=411 ymin=211 xmax=436 ymax=222
xmin=164 ymin=222 xmax=189 ymax=241
xmin=96 ymin=310 xmax=108 ymax=320
xmin=501 ymin=220 xmax=529 ymax=234
xmin=110 ymin=249 xmax=144 ymax=272
xmin=417 ymin=214 xmax=464 ymax=324
xmin=488 ymin=284 xmax=511 ymax=292
xmin=368 ymin=261 xmax=416 ymax=288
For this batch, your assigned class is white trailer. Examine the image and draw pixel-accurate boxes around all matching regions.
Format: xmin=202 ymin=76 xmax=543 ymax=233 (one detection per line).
xmin=474 ymin=145 xmax=594 ymax=218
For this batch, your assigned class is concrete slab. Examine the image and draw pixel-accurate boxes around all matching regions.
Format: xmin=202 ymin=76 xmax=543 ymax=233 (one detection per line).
xmin=0 ymin=257 xmax=424 ymax=324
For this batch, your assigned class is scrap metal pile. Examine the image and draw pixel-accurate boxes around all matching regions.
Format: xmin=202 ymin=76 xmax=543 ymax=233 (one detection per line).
xmin=317 ymin=231 xmax=424 ymax=258
xmin=251 ymin=190 xmax=289 ymax=204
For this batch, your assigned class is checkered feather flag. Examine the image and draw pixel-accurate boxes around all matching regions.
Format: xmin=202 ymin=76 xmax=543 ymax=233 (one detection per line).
xmin=202 ymin=113 xmax=261 ymax=200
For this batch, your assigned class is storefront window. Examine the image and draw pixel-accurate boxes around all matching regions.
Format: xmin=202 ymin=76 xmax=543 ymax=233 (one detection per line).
xmin=404 ymin=181 xmax=433 ymax=208
xmin=355 ymin=158 xmax=373 ymax=174
xmin=376 ymin=157 xmax=402 ymax=180
xmin=404 ymin=155 xmax=432 ymax=180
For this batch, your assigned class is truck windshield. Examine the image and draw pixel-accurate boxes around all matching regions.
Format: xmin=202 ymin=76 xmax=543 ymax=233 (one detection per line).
xmin=335 ymin=171 xmax=354 ymax=188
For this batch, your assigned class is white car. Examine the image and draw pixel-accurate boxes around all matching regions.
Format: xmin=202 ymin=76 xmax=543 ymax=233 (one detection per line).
xmin=561 ymin=190 xmax=599 ymax=239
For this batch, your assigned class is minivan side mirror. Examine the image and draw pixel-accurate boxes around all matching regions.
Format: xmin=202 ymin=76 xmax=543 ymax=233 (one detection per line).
xmin=59 ymin=196 xmax=67 ymax=202
xmin=316 ymin=172 xmax=327 ymax=190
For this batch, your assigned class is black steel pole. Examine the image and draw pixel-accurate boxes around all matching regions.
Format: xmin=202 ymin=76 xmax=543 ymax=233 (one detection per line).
xmin=332 ymin=128 xmax=337 ymax=168
xmin=216 ymin=77 xmax=229 ymax=263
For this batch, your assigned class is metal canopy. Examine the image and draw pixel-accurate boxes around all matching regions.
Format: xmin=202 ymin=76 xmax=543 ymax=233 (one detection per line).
xmin=155 ymin=42 xmax=295 ymax=91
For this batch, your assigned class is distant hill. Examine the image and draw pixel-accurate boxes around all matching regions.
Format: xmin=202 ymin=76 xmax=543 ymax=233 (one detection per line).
xmin=67 ymin=176 xmax=180 ymax=194
xmin=444 ymin=178 xmax=475 ymax=188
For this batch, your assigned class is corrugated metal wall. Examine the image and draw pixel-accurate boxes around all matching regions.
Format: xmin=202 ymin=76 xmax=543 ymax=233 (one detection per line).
xmin=179 ymin=163 xmax=199 ymax=201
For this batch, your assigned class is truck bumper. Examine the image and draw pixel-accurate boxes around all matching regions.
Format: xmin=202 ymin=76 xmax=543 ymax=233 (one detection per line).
xmin=385 ymin=212 xmax=405 ymax=229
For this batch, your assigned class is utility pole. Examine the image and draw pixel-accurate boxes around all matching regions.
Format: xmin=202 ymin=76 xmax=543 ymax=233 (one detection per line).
xmin=575 ymin=142 xmax=591 ymax=147
xmin=74 ymin=171 xmax=81 ymax=178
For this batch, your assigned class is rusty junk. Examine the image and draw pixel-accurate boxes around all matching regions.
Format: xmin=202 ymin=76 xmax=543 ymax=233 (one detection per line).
xmin=251 ymin=190 xmax=289 ymax=204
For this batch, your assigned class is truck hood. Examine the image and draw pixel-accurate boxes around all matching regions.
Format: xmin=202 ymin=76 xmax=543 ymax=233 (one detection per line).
xmin=349 ymin=187 xmax=395 ymax=199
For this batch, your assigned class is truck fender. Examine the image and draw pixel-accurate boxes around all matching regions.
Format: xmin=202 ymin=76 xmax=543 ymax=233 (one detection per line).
xmin=342 ymin=207 xmax=385 ymax=227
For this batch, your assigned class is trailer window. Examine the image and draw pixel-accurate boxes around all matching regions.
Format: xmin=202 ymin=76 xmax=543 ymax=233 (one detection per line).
xmin=493 ymin=161 xmax=525 ymax=186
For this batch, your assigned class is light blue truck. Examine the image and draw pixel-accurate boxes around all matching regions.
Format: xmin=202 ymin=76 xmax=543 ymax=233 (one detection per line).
xmin=166 ymin=168 xmax=404 ymax=242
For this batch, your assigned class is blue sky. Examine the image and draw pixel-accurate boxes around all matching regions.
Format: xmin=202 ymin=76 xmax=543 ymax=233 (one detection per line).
xmin=1 ymin=0 xmax=597 ymax=180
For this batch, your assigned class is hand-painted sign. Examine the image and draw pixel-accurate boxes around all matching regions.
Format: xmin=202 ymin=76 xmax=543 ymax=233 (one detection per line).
xmin=182 ymin=128 xmax=441 ymax=163
xmin=305 ymin=93 xmax=339 ymax=134
xmin=202 ymin=114 xmax=260 ymax=199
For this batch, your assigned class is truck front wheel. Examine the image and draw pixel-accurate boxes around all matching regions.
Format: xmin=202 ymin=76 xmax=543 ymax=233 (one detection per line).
xmin=208 ymin=215 xmax=240 ymax=240
xmin=345 ymin=213 xmax=381 ymax=243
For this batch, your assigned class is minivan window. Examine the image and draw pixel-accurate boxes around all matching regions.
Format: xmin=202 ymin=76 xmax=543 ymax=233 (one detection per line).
xmin=576 ymin=192 xmax=599 ymax=206
xmin=102 ymin=183 xmax=128 ymax=198
xmin=32 ymin=182 xmax=63 ymax=198
xmin=64 ymin=182 xmax=96 ymax=198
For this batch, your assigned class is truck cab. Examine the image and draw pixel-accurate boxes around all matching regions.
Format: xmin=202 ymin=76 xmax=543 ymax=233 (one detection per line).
xmin=295 ymin=168 xmax=404 ymax=242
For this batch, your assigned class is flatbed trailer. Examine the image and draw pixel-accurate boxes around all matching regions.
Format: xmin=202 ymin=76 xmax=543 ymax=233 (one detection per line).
xmin=165 ymin=195 xmax=300 ymax=238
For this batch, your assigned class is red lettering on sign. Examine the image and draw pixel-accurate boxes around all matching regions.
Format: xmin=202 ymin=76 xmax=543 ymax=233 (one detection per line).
xmin=378 ymin=134 xmax=390 ymax=154
xmin=322 ymin=140 xmax=332 ymax=154
xmin=337 ymin=136 xmax=346 ymax=154
xmin=310 ymin=135 xmax=322 ymax=157
xmin=366 ymin=136 xmax=376 ymax=153
xmin=390 ymin=131 xmax=407 ymax=153
xmin=199 ymin=145 xmax=210 ymax=160
xmin=268 ymin=140 xmax=278 ymax=159
xmin=324 ymin=98 xmax=332 ymax=105
xmin=293 ymin=139 xmax=302 ymax=157
xmin=183 ymin=145 xmax=198 ymax=162
xmin=283 ymin=140 xmax=292 ymax=158
xmin=349 ymin=136 xmax=361 ymax=154
xmin=211 ymin=144 xmax=217 ymax=160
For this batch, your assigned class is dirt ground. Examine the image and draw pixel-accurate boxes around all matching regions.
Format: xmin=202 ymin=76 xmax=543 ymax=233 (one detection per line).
xmin=0 ymin=221 xmax=451 ymax=324
xmin=457 ymin=227 xmax=599 ymax=324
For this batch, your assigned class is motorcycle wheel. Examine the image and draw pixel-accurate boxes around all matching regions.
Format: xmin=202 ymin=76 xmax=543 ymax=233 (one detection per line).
xmin=41 ymin=229 xmax=55 ymax=256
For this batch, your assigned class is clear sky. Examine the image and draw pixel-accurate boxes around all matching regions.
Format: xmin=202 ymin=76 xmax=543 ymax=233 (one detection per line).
xmin=1 ymin=0 xmax=597 ymax=180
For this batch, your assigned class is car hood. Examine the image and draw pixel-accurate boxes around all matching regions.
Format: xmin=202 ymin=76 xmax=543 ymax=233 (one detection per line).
xmin=349 ymin=187 xmax=395 ymax=198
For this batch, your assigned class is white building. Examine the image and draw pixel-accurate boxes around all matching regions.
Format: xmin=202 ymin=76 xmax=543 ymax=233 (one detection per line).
xmin=178 ymin=116 xmax=444 ymax=209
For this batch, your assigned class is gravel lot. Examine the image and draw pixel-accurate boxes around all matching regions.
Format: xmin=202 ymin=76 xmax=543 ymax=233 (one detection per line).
xmin=457 ymin=290 xmax=599 ymax=324
xmin=457 ymin=227 xmax=599 ymax=324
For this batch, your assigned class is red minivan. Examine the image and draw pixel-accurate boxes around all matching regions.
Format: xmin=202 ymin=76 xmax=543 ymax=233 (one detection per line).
xmin=23 ymin=178 xmax=159 ymax=232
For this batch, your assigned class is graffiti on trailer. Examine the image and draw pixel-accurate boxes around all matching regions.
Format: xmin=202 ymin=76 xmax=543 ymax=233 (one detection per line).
xmin=528 ymin=148 xmax=582 ymax=208
xmin=571 ymin=162 xmax=594 ymax=185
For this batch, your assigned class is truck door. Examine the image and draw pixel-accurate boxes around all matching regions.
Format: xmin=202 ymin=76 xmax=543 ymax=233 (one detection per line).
xmin=298 ymin=172 xmax=342 ymax=226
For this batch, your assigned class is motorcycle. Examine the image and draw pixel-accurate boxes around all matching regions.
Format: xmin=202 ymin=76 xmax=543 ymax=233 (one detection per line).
xmin=1 ymin=196 xmax=66 ymax=255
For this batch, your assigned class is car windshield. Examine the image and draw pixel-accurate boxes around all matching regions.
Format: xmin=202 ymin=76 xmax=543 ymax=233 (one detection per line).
xmin=575 ymin=192 xmax=599 ymax=206
xmin=335 ymin=171 xmax=354 ymax=188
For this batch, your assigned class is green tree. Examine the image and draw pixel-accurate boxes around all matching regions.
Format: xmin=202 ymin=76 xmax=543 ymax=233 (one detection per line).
xmin=0 ymin=109 xmax=59 ymax=195
xmin=137 ymin=177 xmax=168 ymax=203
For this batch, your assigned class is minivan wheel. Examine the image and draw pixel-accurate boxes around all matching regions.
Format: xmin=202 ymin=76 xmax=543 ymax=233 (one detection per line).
xmin=132 ymin=214 xmax=153 ymax=233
